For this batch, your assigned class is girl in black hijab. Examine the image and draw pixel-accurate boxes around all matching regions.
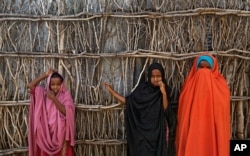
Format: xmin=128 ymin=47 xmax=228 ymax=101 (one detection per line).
xmin=104 ymin=62 xmax=176 ymax=156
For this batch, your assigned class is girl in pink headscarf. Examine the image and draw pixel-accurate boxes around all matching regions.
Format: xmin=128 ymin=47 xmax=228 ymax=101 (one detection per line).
xmin=27 ymin=69 xmax=75 ymax=156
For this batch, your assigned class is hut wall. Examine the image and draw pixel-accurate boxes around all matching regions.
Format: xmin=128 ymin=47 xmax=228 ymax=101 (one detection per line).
xmin=0 ymin=0 xmax=250 ymax=155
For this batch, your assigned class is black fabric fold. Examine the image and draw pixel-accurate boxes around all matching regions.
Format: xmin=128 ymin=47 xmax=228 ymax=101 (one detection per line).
xmin=125 ymin=82 xmax=167 ymax=156
xmin=125 ymin=62 xmax=176 ymax=156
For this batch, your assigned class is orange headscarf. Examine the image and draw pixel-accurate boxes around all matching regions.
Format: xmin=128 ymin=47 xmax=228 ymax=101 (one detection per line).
xmin=176 ymin=53 xmax=230 ymax=156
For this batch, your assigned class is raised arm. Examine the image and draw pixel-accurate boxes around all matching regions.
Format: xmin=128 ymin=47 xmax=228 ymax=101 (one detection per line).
xmin=159 ymin=81 xmax=168 ymax=110
xmin=27 ymin=69 xmax=55 ymax=90
xmin=104 ymin=83 xmax=126 ymax=104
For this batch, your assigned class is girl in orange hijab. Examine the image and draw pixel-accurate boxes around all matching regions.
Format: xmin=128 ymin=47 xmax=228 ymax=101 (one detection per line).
xmin=176 ymin=53 xmax=230 ymax=156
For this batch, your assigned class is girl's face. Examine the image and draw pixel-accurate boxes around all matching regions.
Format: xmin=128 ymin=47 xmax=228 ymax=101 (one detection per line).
xmin=49 ymin=77 xmax=62 ymax=95
xmin=150 ymin=69 xmax=162 ymax=87
xmin=198 ymin=61 xmax=212 ymax=69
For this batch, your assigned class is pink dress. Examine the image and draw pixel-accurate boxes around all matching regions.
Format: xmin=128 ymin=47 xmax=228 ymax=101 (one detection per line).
xmin=28 ymin=73 xmax=75 ymax=156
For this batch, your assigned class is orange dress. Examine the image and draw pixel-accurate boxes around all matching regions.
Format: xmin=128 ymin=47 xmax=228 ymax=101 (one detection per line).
xmin=175 ymin=53 xmax=230 ymax=156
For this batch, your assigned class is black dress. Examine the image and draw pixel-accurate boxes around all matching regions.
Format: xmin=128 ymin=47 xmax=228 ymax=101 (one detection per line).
xmin=125 ymin=62 xmax=176 ymax=156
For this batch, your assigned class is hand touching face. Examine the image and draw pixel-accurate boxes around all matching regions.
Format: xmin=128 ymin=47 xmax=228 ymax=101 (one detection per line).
xmin=158 ymin=81 xmax=167 ymax=95
xmin=150 ymin=69 xmax=167 ymax=94
xmin=47 ymin=91 xmax=56 ymax=100
xmin=49 ymin=77 xmax=62 ymax=95
xmin=150 ymin=69 xmax=162 ymax=87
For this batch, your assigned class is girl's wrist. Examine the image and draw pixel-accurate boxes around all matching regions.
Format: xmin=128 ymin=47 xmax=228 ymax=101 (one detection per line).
xmin=43 ymin=72 xmax=50 ymax=78
xmin=161 ymin=91 xmax=167 ymax=95
xmin=108 ymin=88 xmax=113 ymax=94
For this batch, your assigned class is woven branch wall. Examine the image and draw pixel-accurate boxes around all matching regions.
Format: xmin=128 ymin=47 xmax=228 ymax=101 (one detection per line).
xmin=1 ymin=0 xmax=250 ymax=155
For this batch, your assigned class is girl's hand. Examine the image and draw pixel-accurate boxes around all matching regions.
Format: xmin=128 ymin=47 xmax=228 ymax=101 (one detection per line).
xmin=47 ymin=91 xmax=56 ymax=100
xmin=104 ymin=82 xmax=110 ymax=88
xmin=45 ymin=69 xmax=55 ymax=77
xmin=103 ymin=82 xmax=126 ymax=104
xmin=104 ymin=82 xmax=113 ymax=92
xmin=158 ymin=81 xmax=167 ymax=95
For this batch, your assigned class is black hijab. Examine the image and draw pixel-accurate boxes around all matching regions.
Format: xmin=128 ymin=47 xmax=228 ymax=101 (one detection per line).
xmin=125 ymin=62 xmax=175 ymax=156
